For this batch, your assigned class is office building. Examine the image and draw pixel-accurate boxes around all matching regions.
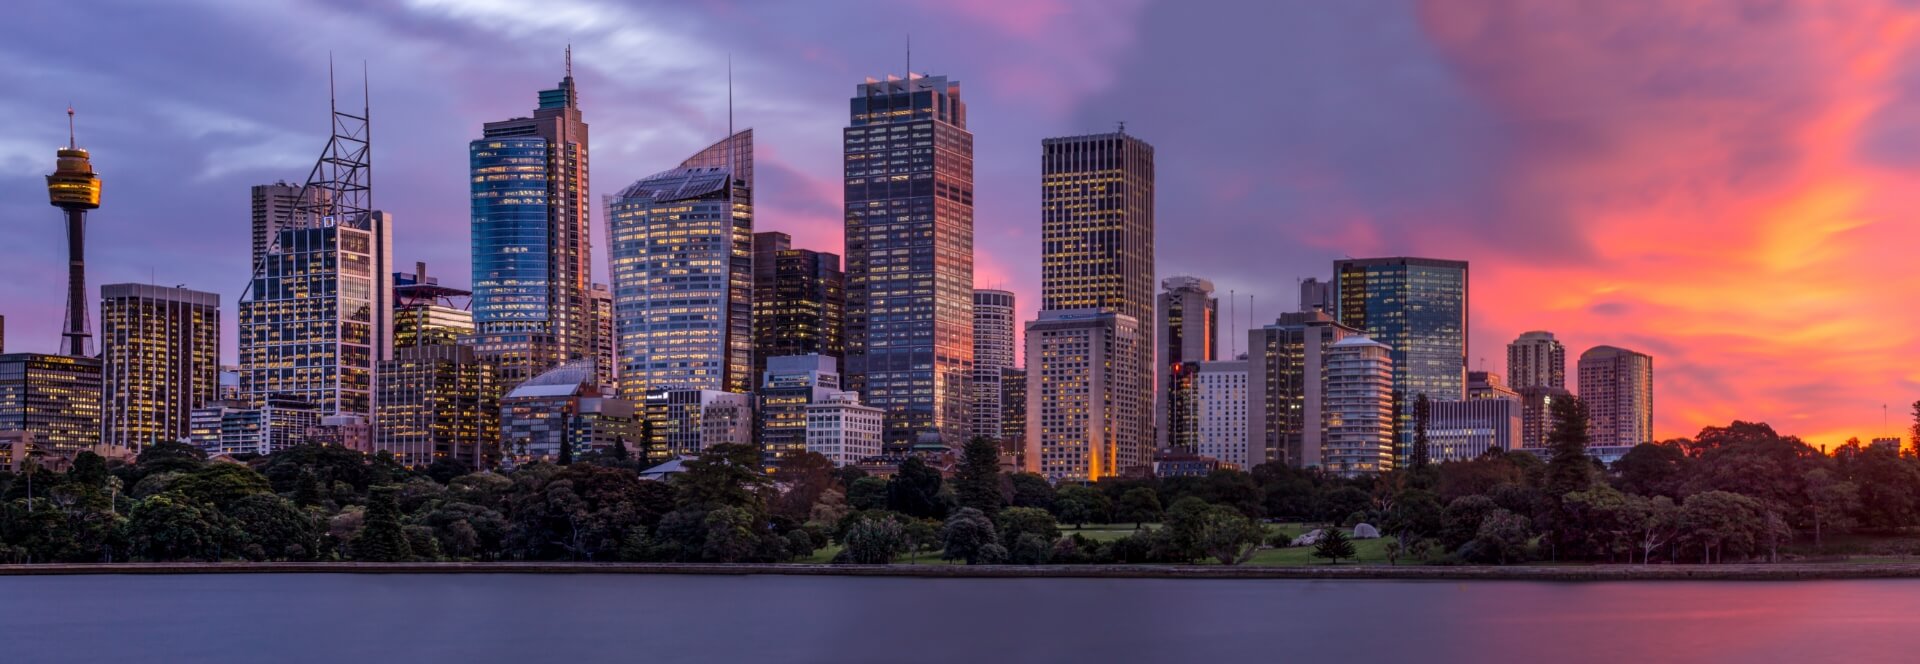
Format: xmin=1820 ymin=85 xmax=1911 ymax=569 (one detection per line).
xmin=1157 ymin=276 xmax=1216 ymax=451
xmin=251 ymin=182 xmax=318 ymax=269
xmin=1507 ymin=331 xmax=1566 ymax=391
xmin=843 ymin=72 xmax=975 ymax=450
xmin=470 ymin=55 xmax=594 ymax=386
xmin=375 ymin=344 xmax=499 ymax=468
xmin=1245 ymin=310 xmax=1359 ymax=467
xmin=307 ymin=415 xmax=371 ymax=452
xmin=756 ymin=354 xmax=840 ymax=467
xmin=1428 ymin=398 xmax=1521 ymax=461
xmin=99 ymin=284 xmax=220 ymax=450
xmin=1299 ymin=278 xmax=1333 ymax=313
xmin=1334 ymin=257 xmax=1468 ymax=458
xmin=188 ymin=396 xmax=318 ymax=457
xmin=499 ymin=360 xmax=637 ymax=463
xmin=1194 ymin=359 xmax=1250 ymax=469
xmin=1519 ymin=385 xmax=1574 ymax=450
xmin=641 ymin=388 xmax=751 ymax=462
xmin=1467 ymin=370 xmax=1518 ymax=401
xmin=999 ymin=367 xmax=1027 ymax=460
xmin=393 ymin=263 xmax=474 ymax=349
xmin=1043 ymin=130 xmax=1155 ymax=456
xmin=1579 ymin=345 xmax=1654 ymax=448
xmin=971 ymin=289 xmax=1017 ymax=444
xmin=1024 ymin=309 xmax=1145 ymax=482
xmin=589 ymin=282 xmax=614 ymax=391
xmin=239 ymin=213 xmax=393 ymax=419
xmin=805 ymin=391 xmax=884 ymax=467
xmin=607 ymin=130 xmax=754 ymax=398
xmin=0 ymin=353 xmax=103 ymax=455
xmin=752 ymin=232 xmax=845 ymax=383
xmin=1323 ymin=336 xmax=1394 ymax=476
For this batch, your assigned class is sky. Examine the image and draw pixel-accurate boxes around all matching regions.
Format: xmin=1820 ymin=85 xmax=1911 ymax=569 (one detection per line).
xmin=3 ymin=0 xmax=1919 ymax=446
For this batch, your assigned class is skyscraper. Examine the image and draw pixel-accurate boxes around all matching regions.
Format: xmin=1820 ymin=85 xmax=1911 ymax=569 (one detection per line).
xmin=375 ymin=344 xmax=498 ymax=468
xmin=1298 ymin=277 xmax=1333 ymax=313
xmin=971 ymin=289 xmax=1017 ymax=445
xmin=843 ymin=72 xmax=976 ymax=451
xmin=393 ymin=263 xmax=474 ymax=349
xmin=589 ymin=282 xmax=614 ymax=391
xmin=1519 ymin=385 xmax=1574 ymax=450
xmin=756 ymin=354 xmax=840 ymax=467
xmin=1507 ymin=330 xmax=1566 ymax=391
xmin=1323 ymin=336 xmax=1395 ymax=476
xmin=47 ymin=108 xmax=101 ymax=358
xmin=0 ymin=353 xmax=102 ymax=456
xmin=252 ymin=182 xmax=318 ymax=268
xmin=1156 ymin=276 xmax=1216 ymax=451
xmin=99 ymin=284 xmax=220 ymax=450
xmin=470 ymin=54 xmax=594 ymax=386
xmin=1043 ymin=130 xmax=1155 ymax=455
xmin=1194 ymin=359 xmax=1250 ymax=469
xmin=752 ymin=232 xmax=845 ymax=382
xmin=608 ymin=130 xmax=754 ymax=398
xmin=1579 ymin=345 xmax=1654 ymax=448
xmin=1246 ymin=310 xmax=1359 ymax=467
xmin=1334 ymin=257 xmax=1468 ymax=455
xmin=1024 ymin=309 xmax=1145 ymax=482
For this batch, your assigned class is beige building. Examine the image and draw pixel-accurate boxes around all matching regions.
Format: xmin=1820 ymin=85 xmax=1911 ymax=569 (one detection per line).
xmin=1023 ymin=308 xmax=1145 ymax=482
xmin=1579 ymin=345 xmax=1654 ymax=448
xmin=1324 ymin=336 xmax=1394 ymax=476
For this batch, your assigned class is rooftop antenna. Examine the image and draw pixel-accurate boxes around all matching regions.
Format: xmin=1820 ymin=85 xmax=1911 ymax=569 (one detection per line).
xmin=66 ymin=104 xmax=76 ymax=149
xmin=1229 ymin=288 xmax=1237 ymax=357
xmin=906 ymin=33 xmax=911 ymax=79
xmin=1117 ymin=120 xmax=1126 ymax=134
xmin=727 ymin=52 xmax=735 ymax=182
xmin=566 ymin=43 xmax=573 ymax=78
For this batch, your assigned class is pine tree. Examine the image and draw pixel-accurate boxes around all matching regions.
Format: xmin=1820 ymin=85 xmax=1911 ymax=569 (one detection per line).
xmin=611 ymin=437 xmax=631 ymax=462
xmin=559 ymin=436 xmax=574 ymax=466
xmin=351 ymin=486 xmax=413 ymax=562
xmin=1313 ymin=528 xmax=1356 ymax=564
xmin=954 ymin=436 xmax=1006 ymax=515
xmin=1545 ymin=396 xmax=1593 ymax=497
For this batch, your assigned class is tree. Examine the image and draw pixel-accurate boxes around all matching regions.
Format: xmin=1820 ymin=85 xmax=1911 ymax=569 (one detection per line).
xmin=1411 ymin=394 xmax=1432 ymax=470
xmin=1803 ymin=468 xmax=1859 ymax=548
xmin=1544 ymin=396 xmax=1593 ymax=497
xmin=1009 ymin=533 xmax=1053 ymax=565
xmin=125 ymin=493 xmax=231 ymax=562
xmin=940 ymin=508 xmax=1001 ymax=564
xmin=771 ymin=452 xmax=838 ymax=523
xmin=674 ymin=444 xmax=772 ymax=513
xmin=351 ymin=486 xmax=413 ymax=562
xmin=701 ymin=506 xmax=759 ymax=563
xmin=170 ymin=463 xmax=274 ymax=512
xmin=1191 ymin=504 xmax=1265 ymax=565
xmin=1052 ymin=485 xmax=1110 ymax=528
xmin=1114 ymin=487 xmax=1163 ymax=527
xmin=953 ymin=436 xmax=1006 ymax=515
xmin=1469 ymin=509 xmax=1532 ymax=564
xmin=846 ymin=477 xmax=889 ymax=512
xmin=1610 ymin=442 xmax=1690 ymax=498
xmin=1007 ymin=473 xmax=1057 ymax=512
xmin=995 ymin=507 xmax=1060 ymax=545
xmin=1628 ymin=495 xmax=1680 ymax=564
xmin=1440 ymin=495 xmax=1499 ymax=552
xmin=885 ymin=457 xmax=947 ymax=519
xmin=1678 ymin=491 xmax=1764 ymax=564
xmin=840 ymin=516 xmax=906 ymax=564
xmin=1312 ymin=527 xmax=1355 ymax=564
xmin=227 ymin=493 xmax=319 ymax=561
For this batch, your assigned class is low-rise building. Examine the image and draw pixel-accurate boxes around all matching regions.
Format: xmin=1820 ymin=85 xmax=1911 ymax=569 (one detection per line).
xmin=805 ymin=391 xmax=883 ymax=466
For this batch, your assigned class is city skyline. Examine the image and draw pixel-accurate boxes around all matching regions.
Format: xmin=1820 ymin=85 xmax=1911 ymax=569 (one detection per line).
xmin=4 ymin=1 xmax=1920 ymax=445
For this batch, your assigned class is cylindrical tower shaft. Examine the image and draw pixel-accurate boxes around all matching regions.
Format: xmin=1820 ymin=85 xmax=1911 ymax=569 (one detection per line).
xmin=62 ymin=208 xmax=90 ymax=356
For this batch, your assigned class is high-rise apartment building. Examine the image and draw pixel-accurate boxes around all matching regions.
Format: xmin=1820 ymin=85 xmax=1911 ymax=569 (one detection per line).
xmin=0 ymin=353 xmax=103 ymax=455
xmin=1043 ymin=130 xmax=1155 ymax=455
xmin=240 ymin=213 xmax=393 ymax=419
xmin=1023 ymin=309 xmax=1145 ymax=482
xmin=1579 ymin=345 xmax=1654 ymax=448
xmin=608 ymin=130 xmax=754 ymax=398
xmin=1334 ymin=257 xmax=1468 ymax=458
xmin=756 ymin=354 xmax=840 ymax=467
xmin=1156 ymin=276 xmax=1216 ymax=451
xmin=1507 ymin=330 xmax=1566 ymax=391
xmin=1194 ymin=359 xmax=1250 ymax=469
xmin=99 ymin=284 xmax=220 ymax=450
xmin=1245 ymin=310 xmax=1359 ymax=467
xmin=1323 ymin=336 xmax=1395 ymax=476
xmin=752 ymin=232 xmax=845 ymax=382
xmin=375 ymin=344 xmax=499 ymax=468
xmin=843 ymin=73 xmax=975 ymax=450
xmin=393 ymin=263 xmax=474 ymax=349
xmin=589 ymin=282 xmax=614 ymax=391
xmin=470 ymin=57 xmax=594 ymax=387
xmin=971 ymin=289 xmax=1017 ymax=444
xmin=1519 ymin=385 xmax=1574 ymax=450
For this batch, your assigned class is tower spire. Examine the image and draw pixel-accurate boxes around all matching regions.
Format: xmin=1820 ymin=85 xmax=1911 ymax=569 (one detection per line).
xmin=67 ymin=105 xmax=75 ymax=149
xmin=566 ymin=44 xmax=573 ymax=78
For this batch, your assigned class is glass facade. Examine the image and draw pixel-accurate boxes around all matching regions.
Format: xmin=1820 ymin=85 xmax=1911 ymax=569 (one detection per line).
xmin=238 ymin=215 xmax=392 ymax=419
xmin=375 ymin=344 xmax=499 ymax=468
xmin=1335 ymin=257 xmax=1468 ymax=456
xmin=752 ymin=232 xmax=846 ymax=385
xmin=844 ymin=74 xmax=975 ymax=451
xmin=470 ymin=137 xmax=551 ymax=330
xmin=0 ymin=353 xmax=103 ymax=455
xmin=607 ymin=130 xmax=754 ymax=399
xmin=99 ymin=284 xmax=220 ymax=450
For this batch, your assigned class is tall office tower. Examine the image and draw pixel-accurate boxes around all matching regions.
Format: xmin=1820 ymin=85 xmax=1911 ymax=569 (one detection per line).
xmin=1194 ymin=359 xmax=1250 ymax=469
xmin=99 ymin=284 xmax=220 ymax=450
xmin=589 ymin=282 xmax=614 ymax=390
xmin=1156 ymin=276 xmax=1217 ymax=451
xmin=1245 ymin=310 xmax=1359 ymax=467
xmin=470 ymin=54 xmax=593 ymax=387
xmin=0 ymin=353 xmax=103 ymax=455
xmin=393 ymin=263 xmax=474 ymax=349
xmin=971 ymin=289 xmax=1017 ymax=444
xmin=1428 ymin=398 xmax=1520 ymax=461
xmin=1519 ymin=385 xmax=1574 ymax=450
xmin=608 ymin=129 xmax=754 ymax=398
xmin=999 ymin=366 xmax=1027 ymax=458
xmin=47 ymin=108 xmax=101 ymax=357
xmin=1323 ymin=336 xmax=1395 ymax=476
xmin=751 ymin=231 xmax=845 ymax=382
xmin=499 ymin=360 xmax=634 ymax=463
xmin=1023 ymin=309 xmax=1144 ymax=482
xmin=1507 ymin=330 xmax=1566 ymax=391
xmin=640 ymin=388 xmax=752 ymax=462
xmin=1299 ymin=277 xmax=1333 ymax=313
xmin=375 ymin=344 xmax=499 ymax=468
xmin=1467 ymin=370 xmax=1518 ymax=400
xmin=1043 ymin=130 xmax=1156 ymax=455
xmin=1579 ymin=345 xmax=1654 ymax=448
xmin=1334 ymin=257 xmax=1468 ymax=456
xmin=756 ymin=354 xmax=841 ymax=467
xmin=241 ymin=74 xmax=391 ymax=422
xmin=251 ymin=182 xmax=320 ymax=268
xmin=805 ymin=391 xmax=884 ymax=467
xmin=843 ymin=72 xmax=975 ymax=451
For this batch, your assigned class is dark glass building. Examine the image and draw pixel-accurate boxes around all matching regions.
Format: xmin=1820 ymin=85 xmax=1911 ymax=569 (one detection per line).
xmin=843 ymin=73 xmax=975 ymax=451
xmin=752 ymin=231 xmax=845 ymax=383
xmin=469 ymin=57 xmax=593 ymax=387
xmin=1334 ymin=257 xmax=1468 ymax=456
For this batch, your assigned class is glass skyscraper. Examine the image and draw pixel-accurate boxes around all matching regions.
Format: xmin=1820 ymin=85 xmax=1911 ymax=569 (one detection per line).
xmin=239 ymin=214 xmax=394 ymax=419
xmin=469 ymin=58 xmax=593 ymax=387
xmin=1334 ymin=257 xmax=1468 ymax=456
xmin=607 ymin=130 xmax=754 ymax=398
xmin=843 ymin=73 xmax=975 ymax=451
xmin=752 ymin=231 xmax=845 ymax=383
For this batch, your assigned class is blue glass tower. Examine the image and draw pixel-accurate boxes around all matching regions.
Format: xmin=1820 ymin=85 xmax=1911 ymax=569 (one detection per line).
xmin=1333 ymin=257 xmax=1468 ymax=457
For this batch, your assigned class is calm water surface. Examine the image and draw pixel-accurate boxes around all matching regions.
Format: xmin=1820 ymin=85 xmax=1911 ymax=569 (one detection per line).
xmin=4 ymin=573 xmax=1918 ymax=663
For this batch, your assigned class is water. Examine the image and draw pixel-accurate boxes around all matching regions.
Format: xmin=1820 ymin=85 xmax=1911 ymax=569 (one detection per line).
xmin=4 ymin=573 xmax=1918 ymax=662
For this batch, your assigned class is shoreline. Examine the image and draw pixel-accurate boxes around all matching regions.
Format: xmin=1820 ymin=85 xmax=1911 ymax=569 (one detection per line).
xmin=5 ymin=561 xmax=1920 ymax=581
